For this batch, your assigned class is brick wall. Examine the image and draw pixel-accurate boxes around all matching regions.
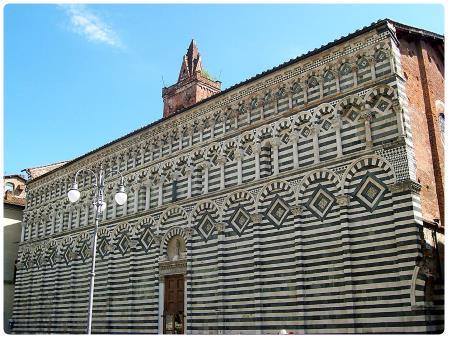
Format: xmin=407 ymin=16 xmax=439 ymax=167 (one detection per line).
xmin=398 ymin=37 xmax=444 ymax=226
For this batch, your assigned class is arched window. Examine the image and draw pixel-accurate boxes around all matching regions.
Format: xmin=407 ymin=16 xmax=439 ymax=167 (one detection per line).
xmin=439 ymin=113 xmax=445 ymax=136
xmin=167 ymin=235 xmax=186 ymax=261
xmin=5 ymin=182 xmax=14 ymax=193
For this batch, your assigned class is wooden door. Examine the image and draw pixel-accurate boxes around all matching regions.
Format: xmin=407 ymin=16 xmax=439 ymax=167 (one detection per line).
xmin=164 ymin=274 xmax=184 ymax=334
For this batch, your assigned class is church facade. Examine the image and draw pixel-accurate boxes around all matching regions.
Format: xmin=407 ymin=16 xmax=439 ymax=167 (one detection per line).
xmin=12 ymin=19 xmax=444 ymax=334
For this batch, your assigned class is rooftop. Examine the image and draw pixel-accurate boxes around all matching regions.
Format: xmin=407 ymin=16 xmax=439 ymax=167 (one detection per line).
xmin=27 ymin=18 xmax=444 ymax=185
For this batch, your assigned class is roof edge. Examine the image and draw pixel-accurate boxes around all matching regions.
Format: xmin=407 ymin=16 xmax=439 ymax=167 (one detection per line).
xmin=28 ymin=18 xmax=443 ymax=185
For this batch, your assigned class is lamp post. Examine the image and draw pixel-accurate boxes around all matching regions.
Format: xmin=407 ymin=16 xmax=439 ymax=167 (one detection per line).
xmin=67 ymin=165 xmax=127 ymax=334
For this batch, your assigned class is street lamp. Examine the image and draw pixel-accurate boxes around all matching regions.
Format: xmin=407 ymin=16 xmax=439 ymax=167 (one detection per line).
xmin=67 ymin=165 xmax=127 ymax=334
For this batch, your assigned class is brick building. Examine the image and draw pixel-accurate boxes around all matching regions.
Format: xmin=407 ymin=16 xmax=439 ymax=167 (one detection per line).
xmin=12 ymin=19 xmax=444 ymax=333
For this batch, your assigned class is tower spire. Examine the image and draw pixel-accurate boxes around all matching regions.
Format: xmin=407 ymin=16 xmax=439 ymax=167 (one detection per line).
xmin=162 ymin=40 xmax=221 ymax=118
xmin=178 ymin=39 xmax=203 ymax=81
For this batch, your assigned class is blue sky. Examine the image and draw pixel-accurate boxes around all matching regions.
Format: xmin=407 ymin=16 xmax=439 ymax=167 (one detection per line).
xmin=4 ymin=3 xmax=444 ymax=175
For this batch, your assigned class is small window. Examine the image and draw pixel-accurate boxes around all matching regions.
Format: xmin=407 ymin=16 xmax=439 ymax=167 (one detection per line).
xmin=5 ymin=182 xmax=14 ymax=193
xmin=439 ymin=113 xmax=445 ymax=135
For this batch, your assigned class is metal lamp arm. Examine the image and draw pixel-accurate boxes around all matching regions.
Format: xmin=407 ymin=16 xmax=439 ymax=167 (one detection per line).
xmin=104 ymin=169 xmax=126 ymax=185
xmin=73 ymin=168 xmax=99 ymax=187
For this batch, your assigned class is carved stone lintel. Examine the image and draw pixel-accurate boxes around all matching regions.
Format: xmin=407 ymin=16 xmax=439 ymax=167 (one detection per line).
xmin=234 ymin=149 xmax=244 ymax=159
xmin=159 ymin=259 xmax=187 ymax=277
xmin=183 ymin=227 xmax=194 ymax=239
xmin=154 ymin=235 xmax=162 ymax=245
xmin=387 ymin=180 xmax=421 ymax=194
xmin=362 ymin=110 xmax=374 ymax=122
xmin=217 ymin=156 xmax=227 ymax=166
xmin=331 ymin=117 xmax=341 ymax=128
xmin=269 ymin=137 xmax=281 ymax=148
xmin=336 ymin=194 xmax=351 ymax=206
xmin=251 ymin=144 xmax=261 ymax=155
xmin=290 ymin=205 xmax=305 ymax=216
xmin=250 ymin=213 xmax=263 ymax=224
xmin=310 ymin=125 xmax=321 ymax=136
xmin=215 ymin=222 xmax=225 ymax=233
xmin=289 ymin=133 xmax=299 ymax=143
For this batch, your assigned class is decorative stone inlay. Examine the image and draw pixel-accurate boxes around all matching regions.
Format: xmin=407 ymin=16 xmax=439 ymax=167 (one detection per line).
xmin=321 ymin=120 xmax=332 ymax=131
xmin=116 ymin=233 xmax=130 ymax=255
xmin=340 ymin=63 xmax=352 ymax=76
xmin=387 ymin=180 xmax=421 ymax=194
xmin=290 ymin=205 xmax=304 ymax=216
xmin=48 ymin=247 xmax=57 ymax=267
xmin=33 ymin=248 xmax=43 ymax=268
xmin=354 ymin=173 xmax=386 ymax=212
xmin=374 ymin=96 xmax=392 ymax=114
xmin=344 ymin=106 xmax=360 ymax=124
xmin=98 ymin=237 xmax=111 ymax=259
xmin=306 ymin=185 xmax=336 ymax=221
xmin=215 ymin=222 xmax=225 ymax=233
xmin=196 ymin=214 xmax=216 ymax=242
xmin=300 ymin=126 xmax=311 ymax=138
xmin=266 ymin=197 xmax=290 ymax=228
xmin=250 ymin=213 xmax=263 ymax=224
xmin=336 ymin=194 xmax=351 ymax=206
xmin=62 ymin=245 xmax=73 ymax=265
xmin=230 ymin=208 xmax=251 ymax=235
xmin=138 ymin=228 xmax=155 ymax=253
xmin=78 ymin=240 xmax=91 ymax=262
xmin=183 ymin=227 xmax=193 ymax=239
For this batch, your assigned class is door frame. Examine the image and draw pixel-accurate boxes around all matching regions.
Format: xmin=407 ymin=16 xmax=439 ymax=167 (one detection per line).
xmin=158 ymin=273 xmax=187 ymax=334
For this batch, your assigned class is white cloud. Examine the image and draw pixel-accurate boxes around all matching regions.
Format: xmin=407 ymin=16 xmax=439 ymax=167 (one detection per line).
xmin=60 ymin=5 xmax=123 ymax=49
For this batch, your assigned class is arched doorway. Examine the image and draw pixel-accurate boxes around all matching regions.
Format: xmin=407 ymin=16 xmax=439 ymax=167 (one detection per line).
xmin=159 ymin=234 xmax=187 ymax=334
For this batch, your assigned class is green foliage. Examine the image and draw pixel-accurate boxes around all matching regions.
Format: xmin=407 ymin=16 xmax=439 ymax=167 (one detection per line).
xmin=201 ymin=69 xmax=217 ymax=81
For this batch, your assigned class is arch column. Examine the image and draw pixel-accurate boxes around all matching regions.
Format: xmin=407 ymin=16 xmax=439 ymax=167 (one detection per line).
xmin=145 ymin=182 xmax=151 ymax=210
xmin=218 ymin=156 xmax=226 ymax=189
xmin=270 ymin=137 xmax=281 ymax=175
xmin=362 ymin=108 xmax=374 ymax=149
xmin=133 ymin=185 xmax=139 ymax=213
xmin=235 ymin=149 xmax=244 ymax=185
xmin=311 ymin=125 xmax=321 ymax=164
xmin=209 ymin=119 xmax=215 ymax=139
xmin=332 ymin=116 xmax=343 ymax=157
xmin=215 ymin=222 xmax=225 ymax=334
xmin=393 ymin=101 xmax=406 ymax=140
xmin=289 ymin=133 xmax=299 ymax=169
xmin=67 ymin=208 xmax=72 ymax=230
xmin=202 ymin=162 xmax=210 ymax=194
xmin=186 ymin=167 xmax=193 ymax=198
xmin=252 ymin=143 xmax=261 ymax=180
xmin=336 ymin=193 xmax=357 ymax=333
xmin=83 ymin=203 xmax=89 ymax=228
xmin=51 ymin=212 xmax=56 ymax=234
xmin=251 ymin=213 xmax=263 ymax=334
xmin=291 ymin=205 xmax=306 ymax=333
xmin=369 ymin=57 xmax=376 ymax=80
xmin=158 ymin=179 xmax=164 ymax=207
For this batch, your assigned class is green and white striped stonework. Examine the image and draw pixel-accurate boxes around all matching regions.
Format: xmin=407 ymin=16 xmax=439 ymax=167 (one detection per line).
xmin=13 ymin=21 xmax=443 ymax=334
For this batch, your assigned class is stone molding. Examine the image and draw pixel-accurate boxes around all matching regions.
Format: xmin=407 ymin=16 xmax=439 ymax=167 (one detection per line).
xmin=28 ymin=28 xmax=391 ymax=191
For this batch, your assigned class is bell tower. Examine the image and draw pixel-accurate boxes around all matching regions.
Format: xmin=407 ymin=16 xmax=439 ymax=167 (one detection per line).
xmin=162 ymin=40 xmax=221 ymax=117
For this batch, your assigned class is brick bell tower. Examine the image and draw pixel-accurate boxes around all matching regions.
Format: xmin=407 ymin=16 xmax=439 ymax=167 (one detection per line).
xmin=162 ymin=40 xmax=221 ymax=117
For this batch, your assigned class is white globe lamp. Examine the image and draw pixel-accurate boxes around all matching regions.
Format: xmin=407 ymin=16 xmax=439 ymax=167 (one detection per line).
xmin=67 ymin=183 xmax=81 ymax=203
xmin=114 ymin=185 xmax=127 ymax=206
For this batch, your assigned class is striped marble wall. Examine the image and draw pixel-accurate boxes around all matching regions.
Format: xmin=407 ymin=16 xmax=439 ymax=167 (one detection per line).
xmin=12 ymin=23 xmax=443 ymax=334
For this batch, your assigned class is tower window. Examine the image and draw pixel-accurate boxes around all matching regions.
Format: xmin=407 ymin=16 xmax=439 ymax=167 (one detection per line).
xmin=5 ymin=182 xmax=14 ymax=193
xmin=439 ymin=113 xmax=445 ymax=135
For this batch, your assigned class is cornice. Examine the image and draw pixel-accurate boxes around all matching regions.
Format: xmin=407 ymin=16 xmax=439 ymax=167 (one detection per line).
xmin=28 ymin=27 xmax=391 ymax=189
